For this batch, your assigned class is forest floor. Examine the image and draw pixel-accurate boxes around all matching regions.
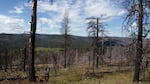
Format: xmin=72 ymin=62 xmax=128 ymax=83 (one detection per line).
xmin=0 ymin=65 xmax=150 ymax=84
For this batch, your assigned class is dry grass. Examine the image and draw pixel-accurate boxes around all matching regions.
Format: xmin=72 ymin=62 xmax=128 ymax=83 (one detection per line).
xmin=0 ymin=66 xmax=150 ymax=84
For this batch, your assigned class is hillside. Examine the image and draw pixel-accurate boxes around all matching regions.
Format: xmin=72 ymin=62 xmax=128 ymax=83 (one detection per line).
xmin=0 ymin=33 xmax=141 ymax=49
xmin=0 ymin=33 xmax=90 ymax=49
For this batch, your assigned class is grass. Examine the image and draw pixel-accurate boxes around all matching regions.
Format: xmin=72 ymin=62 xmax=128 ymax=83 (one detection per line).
xmin=0 ymin=66 xmax=150 ymax=84
xmin=48 ymin=67 xmax=149 ymax=84
xmin=0 ymin=70 xmax=28 ymax=79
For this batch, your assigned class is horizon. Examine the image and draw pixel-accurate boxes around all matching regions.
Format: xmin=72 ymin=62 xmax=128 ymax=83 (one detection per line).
xmin=0 ymin=32 xmax=129 ymax=38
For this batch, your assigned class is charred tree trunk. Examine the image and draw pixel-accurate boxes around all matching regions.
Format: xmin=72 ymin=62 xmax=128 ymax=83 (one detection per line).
xmin=93 ymin=48 xmax=95 ymax=68
xmin=62 ymin=10 xmax=70 ymax=68
xmin=23 ymin=47 xmax=27 ymax=71
xmin=29 ymin=0 xmax=37 ymax=81
xmin=88 ymin=54 xmax=91 ymax=67
xmin=133 ymin=0 xmax=143 ymax=82
xmin=0 ymin=51 xmax=2 ymax=70
xmin=4 ymin=49 xmax=8 ymax=72
xmin=96 ymin=17 xmax=99 ymax=68
xmin=92 ymin=48 xmax=96 ymax=73
xmin=64 ymin=33 xmax=67 ymax=68
xmin=52 ymin=52 xmax=58 ymax=76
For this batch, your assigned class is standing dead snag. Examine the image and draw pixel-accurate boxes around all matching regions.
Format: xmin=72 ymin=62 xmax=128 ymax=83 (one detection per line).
xmin=123 ymin=0 xmax=150 ymax=82
xmin=29 ymin=0 xmax=37 ymax=81
xmin=86 ymin=16 xmax=106 ymax=68
xmin=4 ymin=48 xmax=8 ymax=72
xmin=22 ymin=46 xmax=27 ymax=71
xmin=52 ymin=52 xmax=58 ymax=76
xmin=96 ymin=18 xmax=99 ymax=68
xmin=61 ymin=10 xmax=71 ymax=68
xmin=28 ymin=0 xmax=55 ymax=81
xmin=87 ymin=17 xmax=98 ymax=69
xmin=133 ymin=0 xmax=143 ymax=82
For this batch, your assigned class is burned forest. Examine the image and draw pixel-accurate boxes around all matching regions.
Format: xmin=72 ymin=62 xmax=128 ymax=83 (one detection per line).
xmin=0 ymin=0 xmax=150 ymax=84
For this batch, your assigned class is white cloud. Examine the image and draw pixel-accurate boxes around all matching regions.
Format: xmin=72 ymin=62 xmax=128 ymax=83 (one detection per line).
xmin=9 ymin=6 xmax=24 ymax=14
xmin=117 ymin=10 xmax=126 ymax=16
xmin=36 ymin=17 xmax=60 ymax=34
xmin=0 ymin=14 xmax=27 ymax=33
xmin=38 ymin=17 xmax=58 ymax=28
xmin=4 ymin=0 xmax=125 ymax=36
xmin=84 ymin=0 xmax=119 ymax=17
xmin=107 ymin=27 xmax=122 ymax=37
xmin=35 ymin=0 xmax=125 ymax=36
xmin=37 ymin=1 xmax=59 ymax=13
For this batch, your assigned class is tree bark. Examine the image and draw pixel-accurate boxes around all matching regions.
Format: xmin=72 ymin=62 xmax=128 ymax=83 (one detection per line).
xmin=62 ymin=10 xmax=70 ymax=68
xmin=29 ymin=0 xmax=37 ymax=81
xmin=64 ymin=33 xmax=67 ymax=68
xmin=133 ymin=0 xmax=143 ymax=82
xmin=96 ymin=17 xmax=99 ymax=68
xmin=4 ymin=49 xmax=8 ymax=72
xmin=23 ymin=47 xmax=27 ymax=71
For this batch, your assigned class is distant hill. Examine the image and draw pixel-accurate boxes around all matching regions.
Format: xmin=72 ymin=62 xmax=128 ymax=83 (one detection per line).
xmin=0 ymin=33 xmax=143 ymax=49
xmin=0 ymin=33 xmax=91 ymax=49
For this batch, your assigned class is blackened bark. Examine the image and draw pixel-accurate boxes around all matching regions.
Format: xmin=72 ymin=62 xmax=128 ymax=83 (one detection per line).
xmin=96 ymin=17 xmax=99 ymax=68
xmin=62 ymin=10 xmax=70 ymax=68
xmin=133 ymin=0 xmax=143 ymax=82
xmin=29 ymin=0 xmax=37 ymax=81
xmin=4 ymin=49 xmax=8 ymax=72
xmin=23 ymin=47 xmax=27 ymax=71
xmin=64 ymin=33 xmax=67 ymax=68
xmin=92 ymin=48 xmax=96 ymax=73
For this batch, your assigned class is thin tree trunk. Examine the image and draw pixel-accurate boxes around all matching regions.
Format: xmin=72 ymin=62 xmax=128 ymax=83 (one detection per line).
xmin=29 ymin=0 xmax=37 ymax=81
xmin=64 ymin=33 xmax=67 ymax=68
xmin=96 ymin=17 xmax=99 ymax=68
xmin=88 ymin=54 xmax=91 ymax=67
xmin=133 ymin=0 xmax=143 ymax=82
xmin=92 ymin=48 xmax=96 ymax=71
xmin=4 ymin=49 xmax=8 ymax=72
xmin=96 ymin=55 xmax=99 ymax=68
xmin=23 ymin=47 xmax=27 ymax=71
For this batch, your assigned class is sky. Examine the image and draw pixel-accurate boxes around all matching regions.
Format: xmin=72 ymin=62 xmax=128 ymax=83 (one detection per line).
xmin=0 ymin=0 xmax=127 ymax=37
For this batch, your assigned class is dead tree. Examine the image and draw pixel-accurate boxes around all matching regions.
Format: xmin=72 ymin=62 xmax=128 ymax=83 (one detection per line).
xmin=4 ymin=49 xmax=8 ymax=72
xmin=87 ymin=16 xmax=106 ymax=68
xmin=61 ymin=10 xmax=71 ymax=68
xmin=52 ymin=52 xmax=58 ymax=76
xmin=22 ymin=47 xmax=27 ymax=71
xmin=28 ymin=0 xmax=55 ymax=81
xmin=28 ymin=0 xmax=37 ymax=81
xmin=0 ymin=44 xmax=1 ymax=68
xmin=123 ymin=0 xmax=150 ymax=82
xmin=87 ymin=17 xmax=97 ymax=69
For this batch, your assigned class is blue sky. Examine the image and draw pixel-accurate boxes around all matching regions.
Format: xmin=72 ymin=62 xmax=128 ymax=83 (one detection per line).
xmin=0 ymin=0 xmax=126 ymax=37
